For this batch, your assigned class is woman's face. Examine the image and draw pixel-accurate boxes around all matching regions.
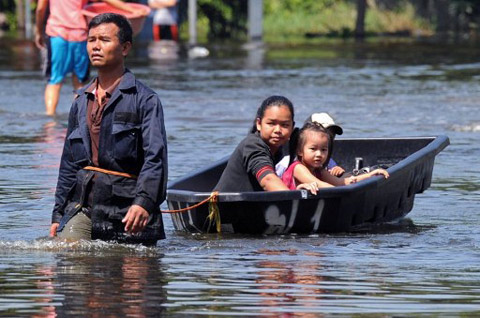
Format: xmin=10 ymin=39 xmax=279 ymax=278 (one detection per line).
xmin=256 ymin=105 xmax=293 ymax=153
xmin=298 ymin=130 xmax=329 ymax=171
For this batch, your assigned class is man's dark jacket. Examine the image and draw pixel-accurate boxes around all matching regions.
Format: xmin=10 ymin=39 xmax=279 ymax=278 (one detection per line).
xmin=53 ymin=70 xmax=168 ymax=243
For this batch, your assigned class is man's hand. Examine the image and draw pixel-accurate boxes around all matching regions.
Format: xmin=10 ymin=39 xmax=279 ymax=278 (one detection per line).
xmin=50 ymin=223 xmax=59 ymax=237
xmin=34 ymin=0 xmax=48 ymax=49
xmin=35 ymin=33 xmax=45 ymax=49
xmin=122 ymin=204 xmax=150 ymax=234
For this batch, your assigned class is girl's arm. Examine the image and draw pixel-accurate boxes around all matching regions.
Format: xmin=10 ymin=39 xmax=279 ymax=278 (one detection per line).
xmin=293 ymin=163 xmax=335 ymax=191
xmin=319 ymin=169 xmax=352 ymax=186
xmin=354 ymin=168 xmax=389 ymax=182
xmin=320 ymin=168 xmax=389 ymax=186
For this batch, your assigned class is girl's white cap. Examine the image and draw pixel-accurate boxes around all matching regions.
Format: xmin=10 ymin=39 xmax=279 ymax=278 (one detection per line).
xmin=306 ymin=112 xmax=343 ymax=135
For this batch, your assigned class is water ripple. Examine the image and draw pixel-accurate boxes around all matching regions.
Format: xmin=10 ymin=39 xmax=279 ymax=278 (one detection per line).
xmin=0 ymin=40 xmax=479 ymax=317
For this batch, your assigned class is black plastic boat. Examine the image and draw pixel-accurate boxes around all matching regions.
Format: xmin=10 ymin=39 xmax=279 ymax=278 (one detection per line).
xmin=166 ymin=136 xmax=449 ymax=234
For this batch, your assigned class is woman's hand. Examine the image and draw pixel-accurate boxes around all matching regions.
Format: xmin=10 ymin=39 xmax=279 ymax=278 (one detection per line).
xmin=296 ymin=182 xmax=319 ymax=195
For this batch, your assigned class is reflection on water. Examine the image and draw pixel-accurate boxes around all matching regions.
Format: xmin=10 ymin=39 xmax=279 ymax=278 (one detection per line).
xmin=2 ymin=235 xmax=480 ymax=317
xmin=0 ymin=38 xmax=479 ymax=316
xmin=0 ymin=240 xmax=165 ymax=317
xmin=147 ymin=40 xmax=180 ymax=62
xmin=0 ymin=39 xmax=40 ymax=71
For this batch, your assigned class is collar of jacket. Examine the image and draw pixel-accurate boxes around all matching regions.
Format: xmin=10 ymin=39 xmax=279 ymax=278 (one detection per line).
xmin=73 ymin=69 xmax=136 ymax=164
xmin=75 ymin=69 xmax=136 ymax=96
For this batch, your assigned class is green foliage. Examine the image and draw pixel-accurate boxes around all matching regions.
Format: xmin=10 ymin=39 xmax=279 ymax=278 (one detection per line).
xmin=365 ymin=2 xmax=431 ymax=35
xmin=197 ymin=0 xmax=247 ymax=40
xmin=263 ymin=0 xmax=433 ymax=41
xmin=4 ymin=12 xmax=16 ymax=31
xmin=264 ymin=0 xmax=357 ymax=40
xmin=264 ymin=0 xmax=338 ymax=13
xmin=0 ymin=0 xmax=16 ymax=31
xmin=0 ymin=0 xmax=15 ymax=12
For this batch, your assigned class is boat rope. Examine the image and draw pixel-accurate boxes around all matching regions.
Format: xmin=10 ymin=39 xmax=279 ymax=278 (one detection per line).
xmin=82 ymin=166 xmax=219 ymax=222
xmin=160 ymin=191 xmax=219 ymax=215
xmin=83 ymin=166 xmax=137 ymax=179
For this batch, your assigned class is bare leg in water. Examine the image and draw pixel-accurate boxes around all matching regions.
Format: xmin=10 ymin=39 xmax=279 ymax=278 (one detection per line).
xmin=45 ymin=83 xmax=62 ymax=116
xmin=45 ymin=74 xmax=87 ymax=116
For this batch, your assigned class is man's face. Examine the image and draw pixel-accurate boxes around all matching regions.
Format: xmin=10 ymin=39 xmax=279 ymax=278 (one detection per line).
xmin=87 ymin=23 xmax=131 ymax=69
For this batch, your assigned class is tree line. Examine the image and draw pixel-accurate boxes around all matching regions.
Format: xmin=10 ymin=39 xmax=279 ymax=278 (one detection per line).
xmin=1 ymin=0 xmax=480 ymax=40
xmin=355 ymin=0 xmax=480 ymax=37
xmin=186 ymin=0 xmax=480 ymax=40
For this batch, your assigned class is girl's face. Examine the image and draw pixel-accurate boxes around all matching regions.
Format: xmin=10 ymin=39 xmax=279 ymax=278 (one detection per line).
xmin=256 ymin=105 xmax=293 ymax=153
xmin=298 ymin=130 xmax=329 ymax=171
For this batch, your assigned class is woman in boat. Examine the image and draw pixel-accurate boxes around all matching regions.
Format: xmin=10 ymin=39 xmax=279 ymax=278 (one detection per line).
xmin=281 ymin=122 xmax=389 ymax=195
xmin=215 ymin=95 xmax=316 ymax=193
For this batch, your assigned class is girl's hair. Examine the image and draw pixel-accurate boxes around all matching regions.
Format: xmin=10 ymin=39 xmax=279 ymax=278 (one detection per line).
xmin=296 ymin=122 xmax=333 ymax=169
xmin=250 ymin=95 xmax=295 ymax=133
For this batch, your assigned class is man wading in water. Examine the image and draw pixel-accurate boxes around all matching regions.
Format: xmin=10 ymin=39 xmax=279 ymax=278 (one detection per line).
xmin=50 ymin=13 xmax=168 ymax=245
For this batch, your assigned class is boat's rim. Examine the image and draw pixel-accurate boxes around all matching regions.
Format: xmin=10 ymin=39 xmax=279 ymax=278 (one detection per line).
xmin=166 ymin=135 xmax=450 ymax=203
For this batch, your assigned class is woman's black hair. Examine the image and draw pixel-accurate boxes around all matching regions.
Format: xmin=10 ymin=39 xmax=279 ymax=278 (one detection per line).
xmin=88 ymin=13 xmax=133 ymax=44
xmin=250 ymin=95 xmax=295 ymax=133
xmin=296 ymin=122 xmax=333 ymax=169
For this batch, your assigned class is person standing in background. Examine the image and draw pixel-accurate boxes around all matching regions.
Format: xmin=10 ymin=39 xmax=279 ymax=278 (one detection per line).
xmin=34 ymin=0 xmax=148 ymax=116
xmin=148 ymin=0 xmax=178 ymax=41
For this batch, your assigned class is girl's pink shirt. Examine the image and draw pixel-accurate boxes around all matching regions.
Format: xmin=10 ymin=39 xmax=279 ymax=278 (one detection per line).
xmin=281 ymin=160 xmax=322 ymax=190
xmin=45 ymin=0 xmax=89 ymax=42
xmin=281 ymin=161 xmax=301 ymax=190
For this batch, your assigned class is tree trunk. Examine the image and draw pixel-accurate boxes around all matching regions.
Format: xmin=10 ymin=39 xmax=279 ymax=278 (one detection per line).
xmin=355 ymin=0 xmax=367 ymax=38
xmin=414 ymin=0 xmax=434 ymax=21
xmin=435 ymin=0 xmax=450 ymax=36
xmin=16 ymin=0 xmax=25 ymax=31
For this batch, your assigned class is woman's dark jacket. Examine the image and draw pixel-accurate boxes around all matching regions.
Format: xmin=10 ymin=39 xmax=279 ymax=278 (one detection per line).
xmin=52 ymin=70 xmax=168 ymax=243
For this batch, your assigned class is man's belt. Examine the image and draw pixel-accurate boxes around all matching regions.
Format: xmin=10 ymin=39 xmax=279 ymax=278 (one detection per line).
xmin=83 ymin=166 xmax=137 ymax=179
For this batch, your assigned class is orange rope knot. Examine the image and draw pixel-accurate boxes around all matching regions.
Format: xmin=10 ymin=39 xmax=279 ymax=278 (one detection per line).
xmin=161 ymin=191 xmax=219 ymax=215
xmin=207 ymin=191 xmax=221 ymax=233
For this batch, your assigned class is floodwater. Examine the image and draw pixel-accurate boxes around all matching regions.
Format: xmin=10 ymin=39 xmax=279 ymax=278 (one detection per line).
xmin=0 ymin=38 xmax=479 ymax=317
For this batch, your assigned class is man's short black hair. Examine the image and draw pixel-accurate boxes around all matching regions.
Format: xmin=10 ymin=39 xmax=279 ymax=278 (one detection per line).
xmin=88 ymin=13 xmax=133 ymax=44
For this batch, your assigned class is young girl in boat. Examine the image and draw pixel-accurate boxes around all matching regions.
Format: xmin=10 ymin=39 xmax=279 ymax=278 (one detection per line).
xmin=281 ymin=122 xmax=389 ymax=195
xmin=215 ymin=95 xmax=317 ymax=193
xmin=306 ymin=112 xmax=346 ymax=177
xmin=276 ymin=112 xmax=346 ymax=177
